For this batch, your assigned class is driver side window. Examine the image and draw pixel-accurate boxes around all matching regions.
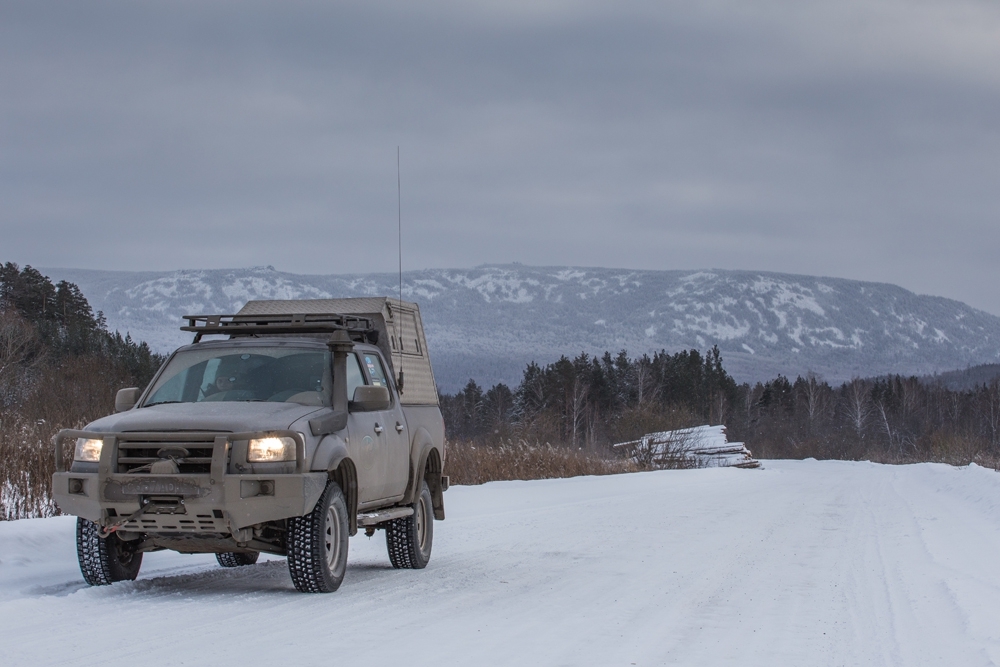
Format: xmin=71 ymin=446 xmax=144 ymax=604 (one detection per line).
xmin=346 ymin=353 xmax=366 ymax=399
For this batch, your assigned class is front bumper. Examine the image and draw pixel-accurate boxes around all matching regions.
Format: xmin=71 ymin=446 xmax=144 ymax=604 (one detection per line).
xmin=52 ymin=429 xmax=327 ymax=540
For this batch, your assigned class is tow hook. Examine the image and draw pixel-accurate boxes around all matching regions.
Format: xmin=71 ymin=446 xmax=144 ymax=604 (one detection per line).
xmin=98 ymin=500 xmax=152 ymax=538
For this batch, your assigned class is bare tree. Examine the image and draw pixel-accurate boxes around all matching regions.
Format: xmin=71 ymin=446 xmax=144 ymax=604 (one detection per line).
xmin=569 ymin=374 xmax=589 ymax=449
xmin=798 ymin=372 xmax=827 ymax=435
xmin=900 ymin=377 xmax=920 ymax=421
xmin=633 ymin=356 xmax=657 ymax=407
xmin=711 ymin=389 xmax=730 ymax=426
xmin=843 ymin=377 xmax=873 ymax=441
xmin=979 ymin=380 xmax=1000 ymax=452
xmin=875 ymin=398 xmax=897 ymax=452
xmin=0 ymin=311 xmax=40 ymax=390
xmin=742 ymin=383 xmax=763 ymax=427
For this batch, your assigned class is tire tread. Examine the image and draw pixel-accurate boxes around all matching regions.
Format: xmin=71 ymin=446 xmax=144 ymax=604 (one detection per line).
xmin=286 ymin=483 xmax=348 ymax=593
xmin=385 ymin=516 xmax=418 ymax=569
xmin=76 ymin=518 xmax=142 ymax=586
xmin=216 ymin=551 xmax=259 ymax=568
xmin=385 ymin=481 xmax=432 ymax=570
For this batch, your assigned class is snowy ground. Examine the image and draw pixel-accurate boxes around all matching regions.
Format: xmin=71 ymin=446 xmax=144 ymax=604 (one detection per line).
xmin=1 ymin=460 xmax=998 ymax=666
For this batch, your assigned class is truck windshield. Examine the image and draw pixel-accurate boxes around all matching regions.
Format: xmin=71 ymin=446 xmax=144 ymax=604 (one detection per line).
xmin=144 ymin=347 xmax=332 ymax=407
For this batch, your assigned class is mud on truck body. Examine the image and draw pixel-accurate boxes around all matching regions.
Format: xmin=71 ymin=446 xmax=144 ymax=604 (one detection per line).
xmin=51 ymin=297 xmax=447 ymax=593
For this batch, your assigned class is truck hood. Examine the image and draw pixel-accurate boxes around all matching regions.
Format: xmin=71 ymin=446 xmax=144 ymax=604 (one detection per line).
xmin=85 ymin=402 xmax=325 ymax=434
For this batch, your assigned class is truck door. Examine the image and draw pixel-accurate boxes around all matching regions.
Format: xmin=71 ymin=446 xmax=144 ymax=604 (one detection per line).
xmin=344 ymin=353 xmax=389 ymax=504
xmin=360 ymin=351 xmax=410 ymax=500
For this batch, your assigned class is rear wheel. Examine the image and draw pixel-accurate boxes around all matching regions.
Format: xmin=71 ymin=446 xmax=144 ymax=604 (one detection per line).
xmin=386 ymin=480 xmax=433 ymax=569
xmin=216 ymin=551 xmax=259 ymax=568
xmin=76 ymin=518 xmax=143 ymax=586
xmin=286 ymin=482 xmax=349 ymax=593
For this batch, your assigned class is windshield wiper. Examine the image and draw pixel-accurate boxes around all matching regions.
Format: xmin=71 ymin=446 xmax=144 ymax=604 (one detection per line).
xmin=145 ymin=401 xmax=183 ymax=407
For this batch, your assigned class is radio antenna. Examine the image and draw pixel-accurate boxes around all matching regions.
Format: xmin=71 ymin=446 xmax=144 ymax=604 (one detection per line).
xmin=396 ymin=146 xmax=404 ymax=393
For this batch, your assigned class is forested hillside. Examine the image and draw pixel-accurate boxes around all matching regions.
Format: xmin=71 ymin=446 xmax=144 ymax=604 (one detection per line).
xmin=0 ymin=263 xmax=163 ymax=519
xmin=441 ymin=347 xmax=735 ymax=449
xmin=922 ymin=363 xmax=1000 ymax=391
xmin=442 ymin=348 xmax=1000 ymax=468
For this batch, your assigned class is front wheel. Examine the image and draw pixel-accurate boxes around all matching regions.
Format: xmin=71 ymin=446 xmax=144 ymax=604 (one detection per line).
xmin=385 ymin=480 xmax=433 ymax=569
xmin=76 ymin=518 xmax=143 ymax=586
xmin=286 ymin=482 xmax=349 ymax=593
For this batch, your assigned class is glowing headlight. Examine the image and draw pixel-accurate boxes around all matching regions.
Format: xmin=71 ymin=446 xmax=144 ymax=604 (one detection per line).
xmin=248 ymin=436 xmax=297 ymax=462
xmin=74 ymin=438 xmax=104 ymax=462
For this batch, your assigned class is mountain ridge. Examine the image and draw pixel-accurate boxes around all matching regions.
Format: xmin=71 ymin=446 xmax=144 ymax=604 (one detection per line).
xmin=42 ymin=264 xmax=1000 ymax=392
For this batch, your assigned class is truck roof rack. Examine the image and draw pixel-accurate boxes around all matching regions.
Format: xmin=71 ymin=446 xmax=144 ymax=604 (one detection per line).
xmin=181 ymin=313 xmax=379 ymax=344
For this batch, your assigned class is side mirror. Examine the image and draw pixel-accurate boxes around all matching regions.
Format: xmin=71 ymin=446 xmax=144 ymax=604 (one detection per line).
xmin=115 ymin=387 xmax=140 ymax=412
xmin=350 ymin=385 xmax=391 ymax=412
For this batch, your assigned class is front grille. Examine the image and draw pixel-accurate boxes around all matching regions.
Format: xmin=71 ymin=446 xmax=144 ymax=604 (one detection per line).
xmin=116 ymin=434 xmax=223 ymax=474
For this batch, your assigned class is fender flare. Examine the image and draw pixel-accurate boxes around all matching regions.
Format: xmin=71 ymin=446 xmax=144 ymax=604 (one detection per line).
xmin=311 ymin=434 xmax=359 ymax=535
xmin=404 ymin=427 xmax=445 ymax=520
xmin=311 ymin=433 xmax=349 ymax=473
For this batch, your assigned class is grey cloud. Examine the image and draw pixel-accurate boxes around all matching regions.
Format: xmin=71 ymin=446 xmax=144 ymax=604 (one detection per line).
xmin=2 ymin=0 xmax=1000 ymax=314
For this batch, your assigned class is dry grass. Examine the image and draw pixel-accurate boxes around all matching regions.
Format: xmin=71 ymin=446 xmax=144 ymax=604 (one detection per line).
xmin=1 ymin=355 xmax=122 ymax=521
xmin=445 ymin=439 xmax=638 ymax=486
xmin=0 ymin=417 xmax=62 ymax=520
xmin=748 ymin=430 xmax=1000 ymax=472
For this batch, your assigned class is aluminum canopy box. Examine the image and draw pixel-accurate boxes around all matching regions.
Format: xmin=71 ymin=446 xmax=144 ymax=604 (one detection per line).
xmin=236 ymin=297 xmax=439 ymax=406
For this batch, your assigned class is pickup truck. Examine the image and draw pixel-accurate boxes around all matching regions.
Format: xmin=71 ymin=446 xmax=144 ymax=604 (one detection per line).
xmin=51 ymin=297 xmax=447 ymax=593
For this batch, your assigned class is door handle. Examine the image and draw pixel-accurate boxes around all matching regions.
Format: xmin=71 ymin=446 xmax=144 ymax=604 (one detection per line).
xmin=374 ymin=423 xmax=384 ymax=435
xmin=395 ymin=422 xmax=404 ymax=433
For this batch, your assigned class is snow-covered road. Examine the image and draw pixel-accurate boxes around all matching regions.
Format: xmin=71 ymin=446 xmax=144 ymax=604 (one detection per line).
xmin=2 ymin=460 xmax=998 ymax=666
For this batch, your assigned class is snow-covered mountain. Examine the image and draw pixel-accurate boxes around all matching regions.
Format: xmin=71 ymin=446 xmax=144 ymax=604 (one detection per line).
xmin=44 ymin=264 xmax=1000 ymax=391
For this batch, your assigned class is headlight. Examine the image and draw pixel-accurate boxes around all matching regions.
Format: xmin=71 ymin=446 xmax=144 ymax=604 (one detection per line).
xmin=74 ymin=438 xmax=104 ymax=462
xmin=248 ymin=436 xmax=297 ymax=462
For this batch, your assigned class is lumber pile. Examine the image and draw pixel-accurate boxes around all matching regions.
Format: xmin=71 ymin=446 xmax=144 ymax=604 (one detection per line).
xmin=614 ymin=424 xmax=760 ymax=469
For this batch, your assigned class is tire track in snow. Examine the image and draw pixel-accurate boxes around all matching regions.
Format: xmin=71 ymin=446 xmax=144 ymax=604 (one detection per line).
xmin=2 ymin=462 xmax=999 ymax=666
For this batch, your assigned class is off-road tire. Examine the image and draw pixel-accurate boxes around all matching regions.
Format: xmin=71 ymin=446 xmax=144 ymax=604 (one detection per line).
xmin=386 ymin=480 xmax=433 ymax=569
xmin=216 ymin=551 xmax=259 ymax=568
xmin=76 ymin=518 xmax=143 ymax=586
xmin=286 ymin=482 xmax=349 ymax=593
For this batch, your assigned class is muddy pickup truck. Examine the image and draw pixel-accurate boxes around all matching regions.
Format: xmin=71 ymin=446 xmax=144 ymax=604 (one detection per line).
xmin=51 ymin=297 xmax=447 ymax=593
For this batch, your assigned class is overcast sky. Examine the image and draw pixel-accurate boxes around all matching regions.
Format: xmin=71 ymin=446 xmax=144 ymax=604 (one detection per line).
xmin=2 ymin=0 xmax=999 ymax=313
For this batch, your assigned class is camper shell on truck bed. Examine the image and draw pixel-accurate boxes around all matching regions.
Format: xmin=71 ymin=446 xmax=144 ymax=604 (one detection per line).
xmin=236 ymin=297 xmax=439 ymax=407
xmin=52 ymin=297 xmax=446 ymax=594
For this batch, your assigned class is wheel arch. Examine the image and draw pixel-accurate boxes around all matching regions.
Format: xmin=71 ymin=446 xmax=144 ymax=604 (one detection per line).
xmin=311 ymin=434 xmax=349 ymax=473
xmin=404 ymin=426 xmax=444 ymax=520
xmin=328 ymin=458 xmax=359 ymax=536
xmin=310 ymin=435 xmax=358 ymax=535
xmin=423 ymin=446 xmax=445 ymax=521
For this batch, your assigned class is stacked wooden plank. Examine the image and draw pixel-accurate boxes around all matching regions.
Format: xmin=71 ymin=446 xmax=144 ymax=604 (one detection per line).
xmin=614 ymin=424 xmax=761 ymax=469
